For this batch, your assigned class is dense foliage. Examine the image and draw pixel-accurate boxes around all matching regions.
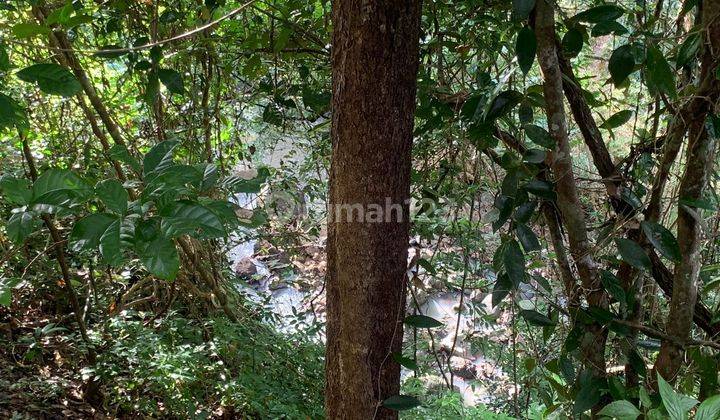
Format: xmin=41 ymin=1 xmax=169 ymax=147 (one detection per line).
xmin=1 ymin=0 xmax=720 ymax=418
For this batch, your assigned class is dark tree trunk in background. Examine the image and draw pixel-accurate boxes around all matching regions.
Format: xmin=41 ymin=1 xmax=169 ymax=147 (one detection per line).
xmin=325 ymin=0 xmax=421 ymax=418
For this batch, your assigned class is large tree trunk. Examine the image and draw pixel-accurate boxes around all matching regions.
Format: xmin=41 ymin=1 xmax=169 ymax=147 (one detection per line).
xmin=534 ymin=0 xmax=609 ymax=384
xmin=325 ymin=0 xmax=421 ymax=418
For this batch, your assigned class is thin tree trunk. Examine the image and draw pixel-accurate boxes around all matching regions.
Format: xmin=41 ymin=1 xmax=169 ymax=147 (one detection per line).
xmin=534 ymin=0 xmax=609 ymax=384
xmin=325 ymin=0 xmax=421 ymax=417
xmin=653 ymin=0 xmax=720 ymax=382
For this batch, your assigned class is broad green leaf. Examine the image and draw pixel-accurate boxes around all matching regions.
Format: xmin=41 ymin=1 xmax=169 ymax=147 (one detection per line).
xmin=139 ymin=236 xmax=179 ymax=280
xmin=516 ymin=224 xmax=540 ymax=251
xmin=158 ymin=68 xmax=185 ymax=94
xmin=591 ymin=20 xmax=628 ymax=37
xmin=562 ymin=27 xmax=584 ymax=58
xmin=392 ymin=353 xmax=418 ymax=370
xmin=382 ymin=395 xmax=421 ymax=411
xmin=143 ymin=140 xmax=178 ymax=176
xmin=99 ymin=218 xmax=123 ymax=266
xmin=600 ymin=110 xmax=633 ymax=129
xmin=95 ymin=179 xmax=128 ymax=215
xmin=519 ymin=309 xmax=555 ymax=326
xmin=503 ymin=239 xmax=525 ymax=285
xmin=16 ymin=63 xmax=81 ymax=97
xmin=0 ymin=93 xmax=27 ymax=132
xmin=696 ymin=395 xmax=720 ymax=420
xmin=609 ymin=45 xmax=636 ymax=86
xmin=616 ymin=238 xmax=651 ymax=270
xmin=657 ymin=373 xmax=698 ymax=420
xmin=512 ymin=0 xmax=536 ymax=21
xmin=31 ymin=169 xmax=92 ymax=210
xmin=676 ymin=32 xmax=701 ymax=69
xmin=69 ymin=213 xmax=115 ymax=251
xmin=523 ymin=148 xmax=546 ymax=163
xmin=523 ymin=124 xmax=555 ymax=149
xmin=160 ymin=201 xmax=226 ymax=238
xmin=573 ymin=5 xmax=624 ymax=23
xmin=485 ymin=90 xmax=523 ymax=121
xmin=598 ymin=400 xmax=641 ymax=420
xmin=574 ymin=372 xmax=604 ymax=414
xmin=600 ymin=270 xmax=626 ymax=304
xmin=0 ymin=175 xmax=32 ymax=205
xmin=6 ymin=211 xmax=37 ymax=243
xmin=0 ymin=277 xmax=22 ymax=307
xmin=403 ymin=315 xmax=443 ymax=328
xmin=641 ymin=221 xmax=681 ymax=262
xmin=646 ymin=46 xmax=677 ymax=99
xmin=108 ymin=144 xmax=142 ymax=173
xmin=11 ymin=23 xmax=50 ymax=38
xmin=145 ymin=70 xmax=160 ymax=106
xmin=523 ymin=179 xmax=556 ymax=200
xmin=516 ymin=26 xmax=536 ymax=75
xmin=492 ymin=273 xmax=512 ymax=307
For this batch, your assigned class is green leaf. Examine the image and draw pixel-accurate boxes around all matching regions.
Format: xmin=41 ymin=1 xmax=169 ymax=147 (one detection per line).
xmin=0 ymin=277 xmax=22 ymax=307
xmin=392 ymin=353 xmax=418 ymax=370
xmin=516 ymin=224 xmax=540 ymax=251
xmin=600 ymin=270 xmax=626 ymax=304
xmin=69 ymin=214 xmax=115 ymax=251
xmin=404 ymin=315 xmax=443 ymax=328
xmin=519 ymin=309 xmax=556 ymax=326
xmin=145 ymin=70 xmax=160 ymax=106
xmin=609 ymin=44 xmax=636 ymax=86
xmin=600 ymin=110 xmax=633 ymax=129
xmin=485 ymin=90 xmax=523 ymax=121
xmin=523 ymin=179 xmax=556 ymax=200
xmin=0 ymin=44 xmax=10 ymax=71
xmin=158 ymin=68 xmax=185 ymax=94
xmin=0 ymin=175 xmax=32 ymax=205
xmin=616 ymin=238 xmax=651 ymax=270
xmin=696 ymin=395 xmax=720 ymax=420
xmin=598 ymin=400 xmax=641 ymax=420
xmin=591 ymin=20 xmax=628 ymax=37
xmin=0 ymin=93 xmax=27 ymax=132
xmin=676 ymin=32 xmax=701 ymax=69
xmin=139 ymin=236 xmax=179 ymax=280
xmin=523 ymin=124 xmax=554 ymax=149
xmin=11 ymin=23 xmax=50 ymax=38
xmin=573 ymin=5 xmax=624 ymax=23
xmin=99 ymin=218 xmax=123 ymax=266
xmin=6 ymin=212 xmax=37 ymax=243
xmin=512 ymin=0 xmax=536 ymax=21
xmin=160 ymin=201 xmax=226 ymax=238
xmin=516 ymin=26 xmax=536 ymax=75
xmin=519 ymin=102 xmax=533 ymax=124
xmin=16 ymin=63 xmax=81 ymax=97
xmin=143 ymin=140 xmax=178 ymax=176
xmin=641 ymin=221 xmax=681 ymax=262
xmin=562 ymin=27 xmax=584 ymax=58
xmin=492 ymin=273 xmax=512 ymax=307
xmin=108 ymin=144 xmax=142 ymax=173
xmin=646 ymin=46 xmax=677 ymax=100
xmin=31 ymin=169 xmax=92 ymax=210
xmin=574 ymin=372 xmax=604 ymax=414
xmin=523 ymin=148 xmax=546 ymax=164
xmin=95 ymin=179 xmax=128 ymax=215
xmin=382 ymin=395 xmax=421 ymax=411
xmin=503 ymin=239 xmax=525 ymax=285
xmin=657 ymin=372 xmax=698 ymax=420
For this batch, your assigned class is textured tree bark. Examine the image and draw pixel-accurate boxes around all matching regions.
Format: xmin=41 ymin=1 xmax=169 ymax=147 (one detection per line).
xmin=325 ymin=0 xmax=421 ymax=418
xmin=654 ymin=126 xmax=716 ymax=381
xmin=534 ymin=0 xmax=609 ymax=382
xmin=652 ymin=0 xmax=720 ymax=383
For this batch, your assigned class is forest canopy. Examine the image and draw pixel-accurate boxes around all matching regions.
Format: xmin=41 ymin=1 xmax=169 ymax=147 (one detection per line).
xmin=1 ymin=0 xmax=720 ymax=418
